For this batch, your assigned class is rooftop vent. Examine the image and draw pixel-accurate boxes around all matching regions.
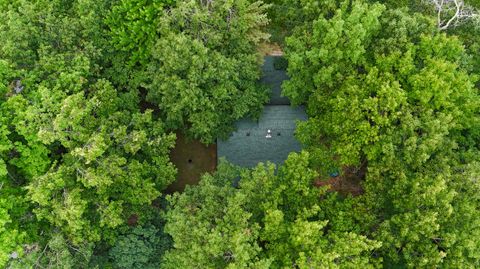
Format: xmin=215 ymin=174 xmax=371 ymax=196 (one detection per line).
xmin=266 ymin=129 xmax=272 ymax=139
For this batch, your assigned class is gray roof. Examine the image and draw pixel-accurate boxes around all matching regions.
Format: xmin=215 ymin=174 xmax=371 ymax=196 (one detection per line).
xmin=217 ymin=56 xmax=307 ymax=168
xmin=261 ymin=56 xmax=290 ymax=105
xmin=217 ymin=105 xmax=307 ymax=167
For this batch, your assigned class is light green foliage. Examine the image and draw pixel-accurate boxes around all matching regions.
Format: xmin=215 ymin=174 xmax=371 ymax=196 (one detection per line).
xmin=362 ymin=151 xmax=480 ymax=268
xmin=1 ymin=0 xmax=479 ymax=267
xmin=7 ymin=233 xmax=95 ymax=269
xmin=0 ymin=0 xmax=111 ymax=177
xmin=0 ymin=61 xmax=18 ymax=268
xmin=0 ymin=60 xmax=12 ymax=177
xmin=26 ymin=81 xmax=177 ymax=243
xmin=284 ymin=2 xmax=477 ymax=168
xmin=375 ymin=0 xmax=480 ymax=79
xmin=163 ymin=161 xmax=270 ymax=268
xmin=439 ymin=160 xmax=480 ymax=268
xmin=0 ymin=59 xmax=43 ymax=268
xmin=252 ymin=152 xmax=381 ymax=268
xmin=107 ymin=0 xmax=174 ymax=66
xmin=164 ymin=153 xmax=382 ymax=268
xmin=146 ymin=0 xmax=270 ymax=143
xmin=106 ymin=0 xmax=271 ymax=142
xmin=284 ymin=0 xmax=387 ymax=171
xmin=284 ymin=1 xmax=480 ymax=267
xmin=2 ymin=95 xmax=51 ymax=179
xmin=0 ymin=197 xmax=25 ymax=267
xmin=0 ymin=0 xmax=178 ymax=258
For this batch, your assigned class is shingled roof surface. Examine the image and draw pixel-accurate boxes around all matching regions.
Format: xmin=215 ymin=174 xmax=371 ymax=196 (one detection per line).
xmin=261 ymin=56 xmax=290 ymax=105
xmin=217 ymin=56 xmax=307 ymax=167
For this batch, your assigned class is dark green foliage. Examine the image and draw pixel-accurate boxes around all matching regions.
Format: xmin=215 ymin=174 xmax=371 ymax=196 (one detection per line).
xmin=372 ymin=0 xmax=428 ymax=10
xmin=109 ymin=225 xmax=171 ymax=269
xmin=262 ymin=0 xmax=340 ymax=45
xmin=273 ymin=56 xmax=288 ymax=70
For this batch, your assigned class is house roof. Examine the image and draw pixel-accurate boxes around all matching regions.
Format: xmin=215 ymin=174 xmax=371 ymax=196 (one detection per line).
xmin=217 ymin=56 xmax=307 ymax=168
xmin=261 ymin=56 xmax=290 ymax=105
xmin=217 ymin=56 xmax=308 ymax=167
xmin=217 ymin=105 xmax=307 ymax=167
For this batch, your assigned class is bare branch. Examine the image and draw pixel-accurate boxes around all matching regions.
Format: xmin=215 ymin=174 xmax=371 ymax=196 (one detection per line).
xmin=424 ymin=0 xmax=480 ymax=30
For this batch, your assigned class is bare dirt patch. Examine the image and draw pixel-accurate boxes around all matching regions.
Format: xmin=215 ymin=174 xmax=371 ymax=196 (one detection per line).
xmin=314 ymin=166 xmax=365 ymax=196
xmin=166 ymin=133 xmax=217 ymax=193
xmin=259 ymin=42 xmax=284 ymax=56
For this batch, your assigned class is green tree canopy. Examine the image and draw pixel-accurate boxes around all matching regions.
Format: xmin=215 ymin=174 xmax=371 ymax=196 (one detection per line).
xmin=109 ymin=225 xmax=171 ymax=269
xmin=145 ymin=0 xmax=270 ymax=143
xmin=107 ymin=0 xmax=175 ymax=67
xmin=164 ymin=153 xmax=381 ymax=268
xmin=0 ymin=0 xmax=177 ymax=257
xmin=2 ymin=0 xmax=479 ymax=268
xmin=26 ymin=81 xmax=177 ymax=243
xmin=283 ymin=1 xmax=480 ymax=267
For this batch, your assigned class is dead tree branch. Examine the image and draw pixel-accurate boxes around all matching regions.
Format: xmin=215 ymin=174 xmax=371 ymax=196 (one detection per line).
xmin=425 ymin=0 xmax=480 ymax=30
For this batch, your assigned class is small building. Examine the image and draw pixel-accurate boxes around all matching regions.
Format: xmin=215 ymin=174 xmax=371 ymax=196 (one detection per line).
xmin=217 ymin=56 xmax=307 ymax=167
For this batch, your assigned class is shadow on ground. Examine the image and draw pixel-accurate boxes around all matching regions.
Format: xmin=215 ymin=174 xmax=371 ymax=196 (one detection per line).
xmin=166 ymin=133 xmax=217 ymax=193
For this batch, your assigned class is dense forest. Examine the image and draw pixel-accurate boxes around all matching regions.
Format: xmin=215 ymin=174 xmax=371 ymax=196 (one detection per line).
xmin=0 ymin=0 xmax=479 ymax=268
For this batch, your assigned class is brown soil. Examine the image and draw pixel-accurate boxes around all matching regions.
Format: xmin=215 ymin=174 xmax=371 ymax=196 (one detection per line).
xmin=166 ymin=132 xmax=217 ymax=193
xmin=127 ymin=214 xmax=139 ymax=226
xmin=259 ymin=42 xmax=284 ymax=56
xmin=314 ymin=166 xmax=365 ymax=197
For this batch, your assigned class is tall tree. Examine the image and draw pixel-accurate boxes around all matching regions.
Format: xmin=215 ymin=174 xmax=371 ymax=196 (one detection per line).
xmin=107 ymin=0 xmax=175 ymax=67
xmin=26 ymin=81 xmax=177 ymax=243
xmin=283 ymin=1 xmax=480 ymax=267
xmin=164 ymin=153 xmax=381 ymax=268
xmin=0 ymin=0 xmax=177 ymax=256
xmin=0 ymin=58 xmax=47 ymax=268
xmin=145 ymin=0 xmax=270 ymax=143
xmin=109 ymin=225 xmax=171 ymax=269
